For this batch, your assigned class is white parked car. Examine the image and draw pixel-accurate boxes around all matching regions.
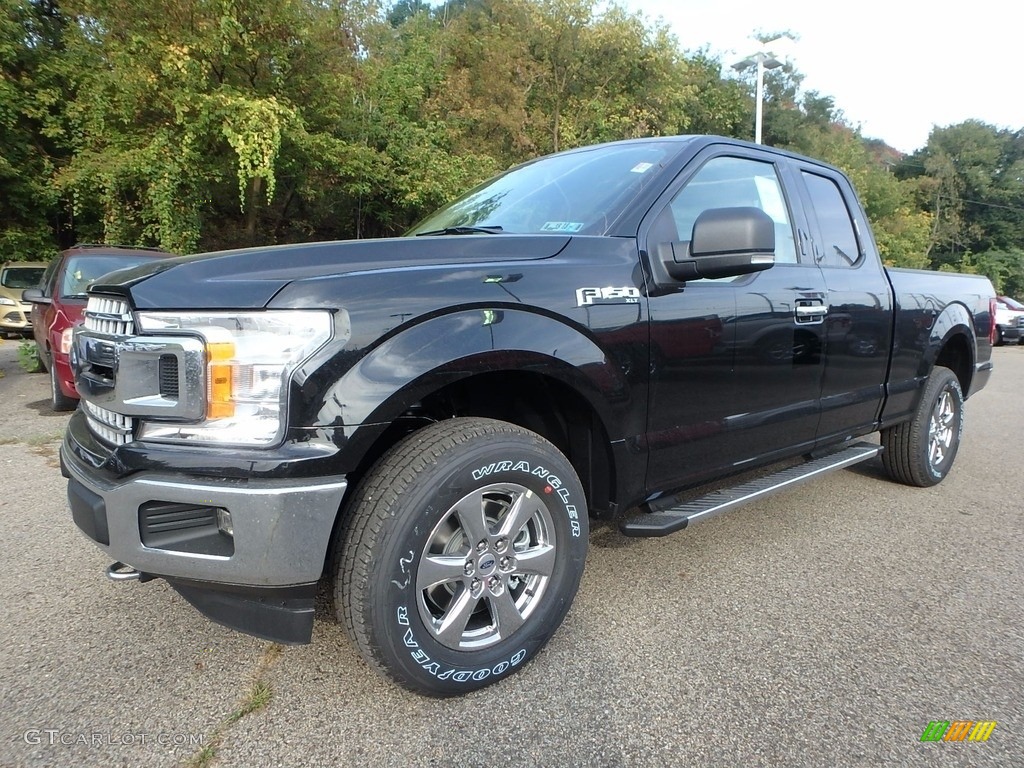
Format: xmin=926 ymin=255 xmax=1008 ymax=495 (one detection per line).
xmin=994 ymin=296 xmax=1024 ymax=346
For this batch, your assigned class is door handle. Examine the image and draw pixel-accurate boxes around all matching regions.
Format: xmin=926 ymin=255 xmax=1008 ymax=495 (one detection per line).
xmin=795 ymin=302 xmax=828 ymax=324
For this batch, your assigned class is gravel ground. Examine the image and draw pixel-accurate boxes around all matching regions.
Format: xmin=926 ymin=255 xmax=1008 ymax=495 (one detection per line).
xmin=0 ymin=336 xmax=1020 ymax=768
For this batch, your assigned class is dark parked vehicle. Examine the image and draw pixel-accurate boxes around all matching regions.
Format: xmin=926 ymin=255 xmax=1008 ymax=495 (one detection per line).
xmin=0 ymin=261 xmax=47 ymax=338
xmin=24 ymin=245 xmax=173 ymax=410
xmin=61 ymin=136 xmax=994 ymax=697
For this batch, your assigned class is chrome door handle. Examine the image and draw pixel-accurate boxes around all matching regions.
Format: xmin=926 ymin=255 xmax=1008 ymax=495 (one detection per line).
xmin=795 ymin=305 xmax=828 ymax=318
xmin=795 ymin=302 xmax=828 ymax=324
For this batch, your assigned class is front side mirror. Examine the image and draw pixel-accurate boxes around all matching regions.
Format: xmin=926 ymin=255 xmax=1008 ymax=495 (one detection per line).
xmin=658 ymin=207 xmax=776 ymax=282
xmin=22 ymin=287 xmax=49 ymax=305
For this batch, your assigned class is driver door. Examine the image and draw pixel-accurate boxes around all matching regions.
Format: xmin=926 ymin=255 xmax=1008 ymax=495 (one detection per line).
xmin=642 ymin=150 xmax=828 ymax=493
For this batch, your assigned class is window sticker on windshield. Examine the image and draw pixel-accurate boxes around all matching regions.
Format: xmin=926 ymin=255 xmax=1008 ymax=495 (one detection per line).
xmin=630 ymin=162 xmax=654 ymax=173
xmin=541 ymin=221 xmax=584 ymax=233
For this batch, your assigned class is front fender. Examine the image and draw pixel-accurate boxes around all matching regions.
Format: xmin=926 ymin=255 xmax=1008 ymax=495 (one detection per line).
xmin=317 ymin=308 xmax=635 ymax=435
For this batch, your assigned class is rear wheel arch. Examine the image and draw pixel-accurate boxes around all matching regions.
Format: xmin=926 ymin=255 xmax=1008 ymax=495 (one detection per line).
xmin=919 ymin=302 xmax=977 ymax=397
xmin=933 ymin=332 xmax=973 ymax=396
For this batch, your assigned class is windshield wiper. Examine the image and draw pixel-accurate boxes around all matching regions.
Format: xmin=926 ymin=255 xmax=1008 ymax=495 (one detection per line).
xmin=415 ymin=225 xmax=504 ymax=237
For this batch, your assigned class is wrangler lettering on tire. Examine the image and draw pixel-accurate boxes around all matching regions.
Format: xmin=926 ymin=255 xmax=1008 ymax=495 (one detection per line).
xmin=336 ymin=417 xmax=588 ymax=696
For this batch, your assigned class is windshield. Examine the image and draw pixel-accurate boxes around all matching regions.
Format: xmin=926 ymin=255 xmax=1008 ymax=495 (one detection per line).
xmin=1 ymin=266 xmax=45 ymax=290
xmin=1000 ymin=296 xmax=1024 ymax=310
xmin=406 ymin=141 xmax=681 ymax=236
xmin=60 ymin=255 xmax=158 ymax=298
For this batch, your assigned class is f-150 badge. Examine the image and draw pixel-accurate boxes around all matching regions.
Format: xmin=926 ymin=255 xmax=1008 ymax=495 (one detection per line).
xmin=576 ymin=286 xmax=641 ymax=306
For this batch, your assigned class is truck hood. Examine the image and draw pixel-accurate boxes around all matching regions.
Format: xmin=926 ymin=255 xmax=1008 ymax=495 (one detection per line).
xmin=90 ymin=235 xmax=572 ymax=310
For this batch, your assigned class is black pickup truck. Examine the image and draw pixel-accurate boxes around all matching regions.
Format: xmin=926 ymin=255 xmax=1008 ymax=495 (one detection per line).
xmin=62 ymin=136 xmax=995 ymax=696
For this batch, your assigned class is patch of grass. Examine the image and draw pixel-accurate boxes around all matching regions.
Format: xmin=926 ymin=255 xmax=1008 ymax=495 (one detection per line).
xmin=184 ymin=644 xmax=283 ymax=768
xmin=26 ymin=431 xmax=65 ymax=445
xmin=0 ymin=432 xmax=65 ymax=447
xmin=17 ymin=340 xmax=43 ymax=373
xmin=226 ymin=681 xmax=273 ymax=726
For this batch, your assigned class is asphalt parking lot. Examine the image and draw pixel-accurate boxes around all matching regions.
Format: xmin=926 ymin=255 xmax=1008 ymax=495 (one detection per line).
xmin=0 ymin=337 xmax=1021 ymax=768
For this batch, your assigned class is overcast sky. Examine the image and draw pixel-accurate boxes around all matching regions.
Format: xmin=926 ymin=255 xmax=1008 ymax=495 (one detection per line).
xmin=617 ymin=0 xmax=1022 ymax=153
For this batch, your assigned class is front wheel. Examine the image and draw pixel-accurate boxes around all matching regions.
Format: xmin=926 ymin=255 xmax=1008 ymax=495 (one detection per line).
xmin=50 ymin=362 xmax=76 ymax=411
xmin=337 ymin=417 xmax=588 ymax=696
xmin=881 ymin=366 xmax=964 ymax=487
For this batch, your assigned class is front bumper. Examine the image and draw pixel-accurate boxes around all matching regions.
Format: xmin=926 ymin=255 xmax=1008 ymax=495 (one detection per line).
xmin=998 ymin=325 xmax=1022 ymax=343
xmin=61 ymin=441 xmax=347 ymax=586
xmin=0 ymin=304 xmax=32 ymax=333
xmin=61 ymin=438 xmax=347 ymax=643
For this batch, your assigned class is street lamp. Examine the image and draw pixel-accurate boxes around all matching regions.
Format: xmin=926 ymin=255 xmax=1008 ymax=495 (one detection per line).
xmin=732 ymin=41 xmax=785 ymax=144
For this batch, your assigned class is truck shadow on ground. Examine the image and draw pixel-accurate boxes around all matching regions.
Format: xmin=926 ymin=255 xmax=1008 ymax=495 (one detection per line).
xmin=25 ymin=398 xmax=73 ymax=418
xmin=844 ymin=457 xmax=890 ymax=482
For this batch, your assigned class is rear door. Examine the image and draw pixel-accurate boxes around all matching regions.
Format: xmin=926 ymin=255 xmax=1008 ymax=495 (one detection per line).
xmin=641 ymin=147 xmax=828 ymax=493
xmin=789 ymin=163 xmax=893 ymax=443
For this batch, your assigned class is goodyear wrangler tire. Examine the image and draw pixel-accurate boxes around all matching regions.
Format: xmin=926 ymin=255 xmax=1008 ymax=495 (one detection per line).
xmin=337 ymin=417 xmax=589 ymax=696
xmin=881 ymin=366 xmax=964 ymax=487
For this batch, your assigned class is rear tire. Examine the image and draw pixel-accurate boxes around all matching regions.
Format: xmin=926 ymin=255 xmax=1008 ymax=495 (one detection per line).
xmin=336 ymin=417 xmax=588 ymax=696
xmin=881 ymin=366 xmax=963 ymax=487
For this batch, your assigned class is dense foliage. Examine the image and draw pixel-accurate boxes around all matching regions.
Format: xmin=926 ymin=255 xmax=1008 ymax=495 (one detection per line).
xmin=2 ymin=0 xmax=1022 ymax=294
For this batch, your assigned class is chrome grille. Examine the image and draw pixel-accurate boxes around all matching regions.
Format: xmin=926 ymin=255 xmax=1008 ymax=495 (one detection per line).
xmin=83 ymin=399 xmax=136 ymax=446
xmin=85 ymin=295 xmax=134 ymax=336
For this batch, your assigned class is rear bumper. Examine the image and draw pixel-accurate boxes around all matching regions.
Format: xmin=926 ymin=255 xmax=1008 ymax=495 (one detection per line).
xmin=971 ymin=359 xmax=994 ymax=398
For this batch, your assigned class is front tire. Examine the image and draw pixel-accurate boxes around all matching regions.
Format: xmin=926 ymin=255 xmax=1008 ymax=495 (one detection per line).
xmin=50 ymin=362 xmax=76 ymax=411
xmin=881 ymin=366 xmax=963 ymax=487
xmin=337 ymin=417 xmax=588 ymax=696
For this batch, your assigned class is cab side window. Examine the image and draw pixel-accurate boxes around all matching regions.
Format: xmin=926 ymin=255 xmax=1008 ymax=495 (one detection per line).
xmin=658 ymin=156 xmax=798 ymax=265
xmin=802 ymin=171 xmax=861 ymax=267
xmin=39 ymin=258 xmax=59 ymax=299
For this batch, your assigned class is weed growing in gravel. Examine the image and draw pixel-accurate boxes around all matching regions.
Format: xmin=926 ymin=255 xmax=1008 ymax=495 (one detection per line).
xmin=17 ymin=341 xmax=43 ymax=373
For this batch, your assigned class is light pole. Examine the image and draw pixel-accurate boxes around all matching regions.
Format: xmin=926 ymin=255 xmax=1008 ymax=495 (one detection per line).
xmin=732 ymin=43 xmax=784 ymax=144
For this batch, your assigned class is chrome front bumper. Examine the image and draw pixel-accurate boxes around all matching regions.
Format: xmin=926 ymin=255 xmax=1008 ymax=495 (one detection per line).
xmin=61 ymin=443 xmax=347 ymax=587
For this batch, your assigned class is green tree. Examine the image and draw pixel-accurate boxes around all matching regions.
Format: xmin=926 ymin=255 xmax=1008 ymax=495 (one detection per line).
xmin=898 ymin=121 xmax=1024 ymax=290
xmin=0 ymin=0 xmax=70 ymax=260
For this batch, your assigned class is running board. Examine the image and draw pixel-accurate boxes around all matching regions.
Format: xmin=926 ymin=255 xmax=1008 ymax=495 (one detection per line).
xmin=619 ymin=442 xmax=882 ymax=538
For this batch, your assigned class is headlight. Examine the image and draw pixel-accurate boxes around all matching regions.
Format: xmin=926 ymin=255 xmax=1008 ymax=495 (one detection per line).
xmin=134 ymin=310 xmax=333 ymax=445
xmin=0 ymin=297 xmax=15 ymax=306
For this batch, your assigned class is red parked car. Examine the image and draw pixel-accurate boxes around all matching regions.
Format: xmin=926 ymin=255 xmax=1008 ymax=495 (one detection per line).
xmin=23 ymin=244 xmax=175 ymax=410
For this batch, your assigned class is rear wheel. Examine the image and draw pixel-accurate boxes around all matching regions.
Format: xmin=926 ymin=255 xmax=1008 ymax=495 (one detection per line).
xmin=337 ymin=417 xmax=588 ymax=696
xmin=881 ymin=366 xmax=963 ymax=487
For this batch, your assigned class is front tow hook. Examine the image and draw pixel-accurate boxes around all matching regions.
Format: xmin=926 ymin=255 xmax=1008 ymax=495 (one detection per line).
xmin=106 ymin=561 xmax=154 ymax=583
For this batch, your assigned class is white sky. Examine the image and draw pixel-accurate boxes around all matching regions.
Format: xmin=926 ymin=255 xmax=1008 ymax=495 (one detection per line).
xmin=618 ymin=0 xmax=1022 ymax=154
